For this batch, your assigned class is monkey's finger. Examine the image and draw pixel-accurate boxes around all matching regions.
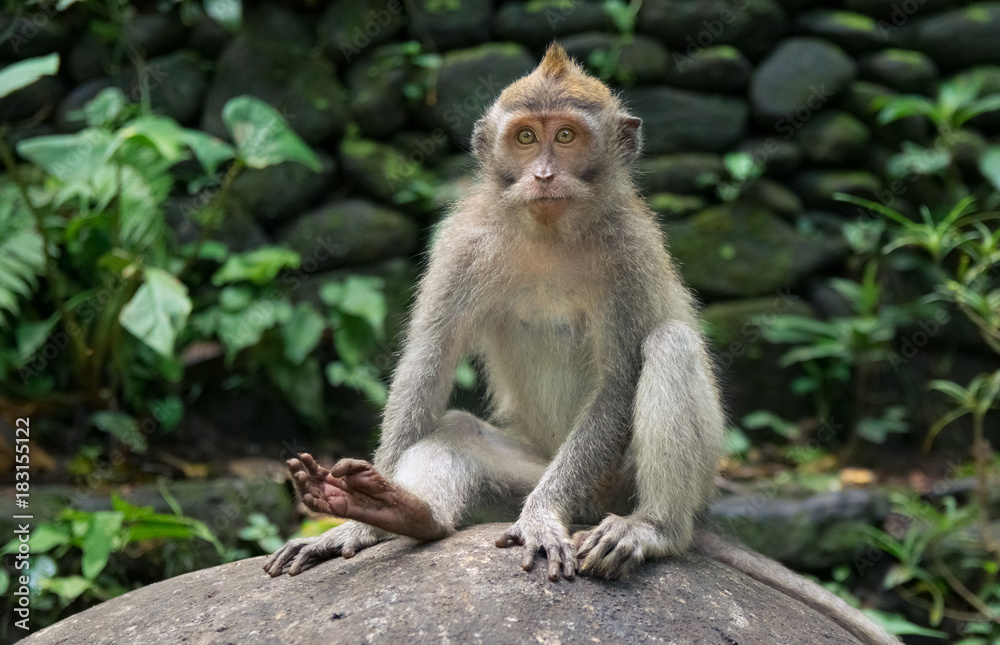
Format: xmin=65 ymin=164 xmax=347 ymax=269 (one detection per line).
xmin=286 ymin=457 xmax=302 ymax=471
xmin=329 ymin=458 xmax=370 ymax=477
xmin=495 ymin=528 xmax=523 ymax=548
xmin=342 ymin=544 xmax=356 ymax=559
xmin=298 ymin=453 xmax=323 ymax=476
xmin=562 ymin=546 xmax=576 ymax=580
xmin=546 ymin=545 xmax=562 ymax=581
xmin=521 ymin=543 xmax=539 ymax=571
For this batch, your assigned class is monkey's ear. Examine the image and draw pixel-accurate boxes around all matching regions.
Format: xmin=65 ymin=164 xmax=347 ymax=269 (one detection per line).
xmin=471 ymin=118 xmax=489 ymax=159
xmin=619 ymin=115 xmax=643 ymax=160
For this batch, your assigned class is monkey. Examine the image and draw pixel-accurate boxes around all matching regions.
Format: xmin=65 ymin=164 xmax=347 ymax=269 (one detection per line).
xmin=264 ymin=44 xmax=899 ymax=645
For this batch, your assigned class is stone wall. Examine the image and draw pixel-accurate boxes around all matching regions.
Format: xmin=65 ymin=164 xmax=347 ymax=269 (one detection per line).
xmin=2 ymin=0 xmax=998 ymax=431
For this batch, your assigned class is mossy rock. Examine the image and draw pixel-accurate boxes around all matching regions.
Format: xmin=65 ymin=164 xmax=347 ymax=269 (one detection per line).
xmin=662 ymin=202 xmax=842 ymax=297
xmin=407 ymin=0 xmax=493 ymax=51
xmin=667 ymin=45 xmax=753 ymax=94
xmin=902 ymin=3 xmax=1000 ymax=71
xmin=623 ymin=87 xmax=748 ymax=154
xmin=340 ymin=137 xmax=438 ymax=208
xmin=860 ymin=49 xmax=939 ymax=93
xmin=795 ymin=110 xmax=871 ymax=164
xmin=115 ymin=49 xmax=208 ymax=125
xmin=735 ymin=138 xmax=803 ymax=175
xmin=639 ymin=0 xmax=789 ymax=59
xmin=493 ymin=0 xmax=611 ymax=46
xmin=648 ymin=192 xmax=707 ymax=219
xmin=229 ymin=151 xmax=337 ymax=228
xmin=200 ymin=35 xmax=349 ymax=145
xmin=276 ymin=199 xmax=420 ymax=271
xmin=637 ymin=153 xmax=724 ymax=195
xmin=791 ymin=170 xmax=882 ymax=210
xmin=422 ymin=43 xmax=535 ymax=143
xmin=750 ymin=37 xmax=856 ymax=120
xmin=319 ymin=0 xmax=406 ymax=62
xmin=793 ymin=10 xmax=884 ymax=54
xmin=346 ymin=49 xmax=411 ymax=139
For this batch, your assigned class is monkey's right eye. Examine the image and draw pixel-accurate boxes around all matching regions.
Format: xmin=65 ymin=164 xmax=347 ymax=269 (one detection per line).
xmin=516 ymin=128 xmax=537 ymax=145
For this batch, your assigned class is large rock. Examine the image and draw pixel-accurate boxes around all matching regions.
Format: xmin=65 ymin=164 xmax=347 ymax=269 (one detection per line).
xmin=347 ymin=48 xmax=411 ymax=139
xmin=623 ymin=87 xmax=748 ymax=154
xmin=796 ymin=110 xmax=871 ymax=164
xmin=750 ymin=37 xmax=857 ymax=121
xmin=637 ymin=153 xmax=725 ymax=195
xmin=902 ymin=3 xmax=1000 ymax=71
xmin=407 ymin=0 xmax=493 ymax=51
xmin=319 ymin=0 xmax=406 ymax=63
xmin=793 ymin=10 xmax=885 ymax=53
xmin=663 ymin=202 xmax=842 ymax=297
xmin=116 ymin=49 xmax=208 ymax=125
xmin=229 ymin=151 xmax=337 ymax=228
xmin=667 ymin=45 xmax=753 ymax=94
xmin=493 ymin=1 xmax=610 ymax=46
xmin=21 ymin=524 xmax=866 ymax=645
xmin=860 ymin=49 xmax=939 ymax=93
xmin=200 ymin=35 xmax=349 ymax=145
xmin=560 ymin=33 xmax=671 ymax=84
xmin=276 ymin=199 xmax=419 ymax=271
xmin=422 ymin=44 xmax=535 ymax=144
xmin=638 ymin=0 xmax=789 ymax=60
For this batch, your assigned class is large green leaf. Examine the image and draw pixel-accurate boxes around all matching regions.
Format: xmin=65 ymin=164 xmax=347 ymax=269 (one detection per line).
xmin=81 ymin=511 xmax=123 ymax=580
xmin=0 ymin=53 xmax=59 ymax=99
xmin=980 ymin=145 xmax=1000 ymax=193
xmin=118 ymin=115 xmax=189 ymax=163
xmin=179 ymin=129 xmax=235 ymax=175
xmin=282 ymin=303 xmax=325 ymax=365
xmin=17 ymin=129 xmax=119 ymax=184
xmin=320 ymin=276 xmax=387 ymax=339
xmin=221 ymin=95 xmax=322 ymax=171
xmin=211 ymin=247 xmax=301 ymax=286
xmin=119 ymin=268 xmax=192 ymax=359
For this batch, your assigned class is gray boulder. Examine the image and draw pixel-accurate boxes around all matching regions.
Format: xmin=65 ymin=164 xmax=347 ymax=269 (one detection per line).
xmin=637 ymin=153 xmax=725 ymax=195
xmin=639 ymin=0 xmax=789 ymax=60
xmin=667 ymin=45 xmax=753 ymax=94
xmin=902 ymin=3 xmax=1000 ymax=71
xmin=421 ymin=44 xmax=535 ymax=143
xmin=276 ymin=199 xmax=419 ymax=271
xmin=493 ymin=1 xmax=610 ymax=46
xmin=663 ymin=202 xmax=842 ymax=297
xmin=796 ymin=110 xmax=871 ymax=164
xmin=794 ymin=10 xmax=885 ymax=54
xmin=750 ymin=37 xmax=857 ymax=121
xmin=623 ymin=87 xmax=748 ymax=154
xmin=407 ymin=0 xmax=493 ymax=51
xmin=21 ymin=524 xmax=866 ymax=645
xmin=200 ymin=36 xmax=349 ymax=145
xmin=860 ymin=49 xmax=939 ymax=93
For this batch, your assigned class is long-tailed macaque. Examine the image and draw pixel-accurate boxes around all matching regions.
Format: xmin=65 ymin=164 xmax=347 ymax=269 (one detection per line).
xmin=265 ymin=44 xmax=899 ymax=645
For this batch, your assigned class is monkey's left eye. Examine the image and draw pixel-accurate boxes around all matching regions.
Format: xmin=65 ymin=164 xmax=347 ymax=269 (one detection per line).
xmin=516 ymin=128 xmax=537 ymax=145
xmin=555 ymin=128 xmax=576 ymax=143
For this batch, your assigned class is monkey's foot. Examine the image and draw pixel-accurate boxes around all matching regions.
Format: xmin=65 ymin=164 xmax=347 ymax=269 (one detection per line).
xmin=573 ymin=514 xmax=660 ymax=579
xmin=288 ymin=454 xmax=449 ymax=542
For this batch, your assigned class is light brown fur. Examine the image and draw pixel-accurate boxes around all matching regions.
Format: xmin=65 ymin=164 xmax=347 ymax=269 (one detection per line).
xmin=265 ymin=45 xmax=899 ymax=645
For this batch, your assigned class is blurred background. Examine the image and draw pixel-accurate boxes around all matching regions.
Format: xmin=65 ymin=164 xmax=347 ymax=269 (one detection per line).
xmin=0 ymin=0 xmax=998 ymax=642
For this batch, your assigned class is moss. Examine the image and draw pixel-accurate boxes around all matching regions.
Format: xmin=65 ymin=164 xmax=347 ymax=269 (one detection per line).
xmin=826 ymin=11 xmax=876 ymax=32
xmin=881 ymin=48 xmax=927 ymax=65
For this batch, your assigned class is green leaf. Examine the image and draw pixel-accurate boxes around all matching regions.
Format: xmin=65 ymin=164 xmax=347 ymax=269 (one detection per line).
xmin=120 ymin=268 xmax=193 ymax=359
xmin=321 ymin=276 xmax=387 ymax=340
xmin=38 ymin=576 xmax=91 ymax=605
xmin=282 ymin=303 xmax=325 ymax=365
xmin=979 ymin=146 xmax=1000 ymax=193
xmin=15 ymin=315 xmax=58 ymax=363
xmin=874 ymin=95 xmax=936 ymax=125
xmin=26 ymin=524 xmax=71 ymax=554
xmin=0 ymin=53 xmax=59 ymax=99
xmin=83 ymin=87 xmax=127 ymax=127
xmin=17 ymin=129 xmax=119 ymax=184
xmin=205 ymin=0 xmax=242 ymax=30
xmin=90 ymin=411 xmax=147 ymax=453
xmin=81 ymin=511 xmax=123 ymax=580
xmin=724 ymin=426 xmax=751 ymax=455
xmin=742 ymin=410 xmax=799 ymax=439
xmin=211 ymin=247 xmax=301 ymax=286
xmin=863 ymin=610 xmax=948 ymax=638
xmin=269 ymin=356 xmax=327 ymax=425
xmin=326 ymin=360 xmax=387 ymax=405
xmin=119 ymin=115 xmax=189 ymax=163
xmin=222 ymin=95 xmax=322 ymax=171
xmin=179 ymin=129 xmax=235 ymax=175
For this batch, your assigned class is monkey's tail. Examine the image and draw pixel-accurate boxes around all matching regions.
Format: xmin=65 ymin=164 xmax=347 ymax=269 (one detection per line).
xmin=692 ymin=529 xmax=901 ymax=645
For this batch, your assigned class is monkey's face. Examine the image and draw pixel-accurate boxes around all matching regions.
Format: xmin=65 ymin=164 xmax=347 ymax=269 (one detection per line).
xmin=499 ymin=111 xmax=595 ymax=222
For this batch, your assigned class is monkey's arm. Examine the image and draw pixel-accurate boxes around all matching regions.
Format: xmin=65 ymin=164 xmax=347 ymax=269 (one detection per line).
xmin=372 ymin=230 xmax=476 ymax=477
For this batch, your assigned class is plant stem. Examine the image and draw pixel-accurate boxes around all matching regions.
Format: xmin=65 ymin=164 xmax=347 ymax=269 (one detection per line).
xmin=0 ymin=133 xmax=89 ymax=383
xmin=177 ymin=160 xmax=243 ymax=278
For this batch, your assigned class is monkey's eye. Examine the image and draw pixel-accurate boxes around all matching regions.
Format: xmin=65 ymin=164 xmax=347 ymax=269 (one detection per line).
xmin=516 ymin=128 xmax=537 ymax=145
xmin=555 ymin=128 xmax=576 ymax=144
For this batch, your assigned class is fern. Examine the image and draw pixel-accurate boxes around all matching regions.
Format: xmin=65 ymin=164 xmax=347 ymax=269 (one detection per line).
xmin=0 ymin=181 xmax=46 ymax=329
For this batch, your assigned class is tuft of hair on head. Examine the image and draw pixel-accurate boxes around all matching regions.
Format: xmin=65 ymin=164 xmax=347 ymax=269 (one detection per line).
xmin=538 ymin=42 xmax=573 ymax=77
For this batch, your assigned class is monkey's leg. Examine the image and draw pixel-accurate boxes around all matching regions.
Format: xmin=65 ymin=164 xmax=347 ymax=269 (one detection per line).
xmin=574 ymin=320 xmax=724 ymax=579
xmin=288 ymin=454 xmax=447 ymax=541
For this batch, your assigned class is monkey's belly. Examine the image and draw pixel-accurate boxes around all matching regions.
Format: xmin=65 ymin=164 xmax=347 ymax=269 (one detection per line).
xmin=478 ymin=315 xmax=598 ymax=456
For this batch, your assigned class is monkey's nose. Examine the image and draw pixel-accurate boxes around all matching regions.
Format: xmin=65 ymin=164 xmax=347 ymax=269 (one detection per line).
xmin=534 ymin=168 xmax=555 ymax=182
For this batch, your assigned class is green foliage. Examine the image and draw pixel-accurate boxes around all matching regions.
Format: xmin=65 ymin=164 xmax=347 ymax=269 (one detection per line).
xmin=1 ymin=59 xmax=383 ymax=450
xmin=0 ymin=52 xmax=59 ymax=99
xmin=696 ymin=152 xmax=765 ymax=203
xmin=873 ymin=74 xmax=1000 ymax=133
xmin=0 ymin=494 xmax=224 ymax=621
xmin=238 ymin=513 xmax=284 ymax=553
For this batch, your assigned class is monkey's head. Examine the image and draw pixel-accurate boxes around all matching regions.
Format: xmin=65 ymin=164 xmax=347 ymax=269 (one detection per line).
xmin=472 ymin=43 xmax=643 ymax=225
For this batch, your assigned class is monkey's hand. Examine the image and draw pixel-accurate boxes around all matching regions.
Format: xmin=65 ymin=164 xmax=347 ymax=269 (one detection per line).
xmin=573 ymin=514 xmax=668 ymax=579
xmin=263 ymin=520 xmax=387 ymax=577
xmin=496 ymin=507 xmax=577 ymax=581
